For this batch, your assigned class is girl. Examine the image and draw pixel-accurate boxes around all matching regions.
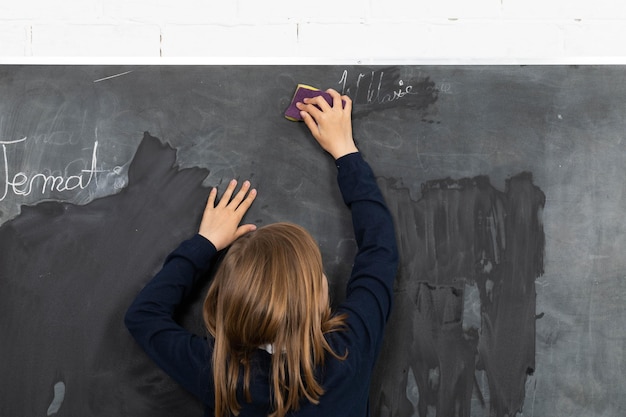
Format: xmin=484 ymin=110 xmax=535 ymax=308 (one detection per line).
xmin=125 ymin=89 xmax=398 ymax=417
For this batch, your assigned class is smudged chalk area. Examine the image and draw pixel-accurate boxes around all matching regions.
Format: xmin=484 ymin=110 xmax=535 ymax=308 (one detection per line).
xmin=0 ymin=130 xmax=545 ymax=417
xmin=46 ymin=381 xmax=65 ymax=415
xmin=372 ymin=173 xmax=545 ymax=417
xmin=0 ymin=133 xmax=209 ymax=416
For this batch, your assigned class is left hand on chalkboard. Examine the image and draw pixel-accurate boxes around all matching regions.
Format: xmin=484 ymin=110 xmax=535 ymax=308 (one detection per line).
xmin=198 ymin=179 xmax=257 ymax=251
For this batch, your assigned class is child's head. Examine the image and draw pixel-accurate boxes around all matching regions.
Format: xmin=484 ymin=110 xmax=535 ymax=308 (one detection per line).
xmin=204 ymin=222 xmax=329 ymax=351
xmin=203 ymin=222 xmax=346 ymax=417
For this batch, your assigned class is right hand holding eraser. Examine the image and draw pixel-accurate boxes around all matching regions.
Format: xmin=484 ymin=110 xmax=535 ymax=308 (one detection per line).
xmin=296 ymin=89 xmax=359 ymax=160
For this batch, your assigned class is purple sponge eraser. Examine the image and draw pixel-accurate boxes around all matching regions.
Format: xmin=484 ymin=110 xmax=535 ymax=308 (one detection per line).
xmin=284 ymin=84 xmax=344 ymax=121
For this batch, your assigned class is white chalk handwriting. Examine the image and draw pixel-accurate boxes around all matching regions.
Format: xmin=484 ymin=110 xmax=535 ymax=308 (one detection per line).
xmin=338 ymin=69 xmax=418 ymax=105
xmin=0 ymin=137 xmax=103 ymax=201
xmin=337 ymin=69 xmax=452 ymax=104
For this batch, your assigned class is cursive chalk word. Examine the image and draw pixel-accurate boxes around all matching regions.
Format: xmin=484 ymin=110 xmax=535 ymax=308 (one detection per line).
xmin=337 ymin=69 xmax=419 ymax=105
xmin=1 ymin=137 xmax=102 ymax=201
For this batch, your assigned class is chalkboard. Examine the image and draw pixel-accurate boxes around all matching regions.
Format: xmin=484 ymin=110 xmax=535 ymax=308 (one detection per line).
xmin=1 ymin=65 xmax=625 ymax=417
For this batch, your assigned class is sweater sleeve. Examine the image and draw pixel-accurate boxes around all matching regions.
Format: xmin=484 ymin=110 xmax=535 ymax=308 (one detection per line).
xmin=124 ymin=234 xmax=217 ymax=404
xmin=335 ymin=152 xmax=399 ymax=362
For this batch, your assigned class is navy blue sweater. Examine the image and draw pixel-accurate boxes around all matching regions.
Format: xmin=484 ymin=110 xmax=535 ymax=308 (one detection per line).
xmin=125 ymin=152 xmax=398 ymax=416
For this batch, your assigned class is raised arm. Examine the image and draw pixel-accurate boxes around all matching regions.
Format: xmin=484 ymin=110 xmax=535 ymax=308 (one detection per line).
xmin=124 ymin=179 xmax=257 ymax=402
xmin=297 ymin=89 xmax=399 ymax=359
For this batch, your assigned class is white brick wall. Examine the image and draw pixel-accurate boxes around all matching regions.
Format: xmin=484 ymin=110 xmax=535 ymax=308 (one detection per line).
xmin=1 ymin=0 xmax=625 ymax=62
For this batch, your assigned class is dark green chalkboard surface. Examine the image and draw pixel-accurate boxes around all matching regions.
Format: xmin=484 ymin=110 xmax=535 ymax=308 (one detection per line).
xmin=1 ymin=65 xmax=624 ymax=416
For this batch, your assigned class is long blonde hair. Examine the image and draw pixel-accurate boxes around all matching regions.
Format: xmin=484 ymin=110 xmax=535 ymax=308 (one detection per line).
xmin=203 ymin=222 xmax=347 ymax=417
